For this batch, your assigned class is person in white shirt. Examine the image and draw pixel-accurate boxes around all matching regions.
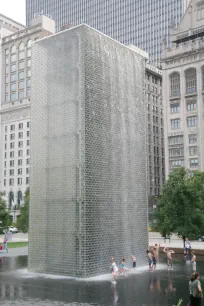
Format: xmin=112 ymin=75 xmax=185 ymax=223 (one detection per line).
xmin=111 ymin=257 xmax=118 ymax=283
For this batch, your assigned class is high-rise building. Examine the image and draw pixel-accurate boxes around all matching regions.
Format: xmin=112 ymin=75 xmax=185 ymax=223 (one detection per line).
xmin=26 ymin=0 xmax=190 ymax=65
xmin=29 ymin=24 xmax=148 ymax=277
xmin=145 ymin=65 xmax=165 ymax=214
xmin=0 ymin=15 xmax=55 ymax=221
xmin=163 ymin=0 xmax=204 ymax=177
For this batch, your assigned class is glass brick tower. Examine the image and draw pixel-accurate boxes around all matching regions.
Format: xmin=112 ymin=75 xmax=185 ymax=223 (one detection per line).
xmin=26 ymin=0 xmax=190 ymax=65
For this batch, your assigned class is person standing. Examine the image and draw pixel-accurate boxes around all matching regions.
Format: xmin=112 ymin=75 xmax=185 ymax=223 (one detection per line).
xmin=2 ymin=232 xmax=8 ymax=253
xmin=111 ymin=257 xmax=118 ymax=284
xmin=191 ymin=251 xmax=196 ymax=272
xmin=147 ymin=250 xmax=153 ymax=270
xmin=130 ymin=255 xmax=136 ymax=270
xmin=163 ymin=246 xmax=175 ymax=270
xmin=185 ymin=238 xmax=191 ymax=256
xmin=189 ymin=273 xmax=196 ymax=306
xmin=192 ymin=272 xmax=203 ymax=306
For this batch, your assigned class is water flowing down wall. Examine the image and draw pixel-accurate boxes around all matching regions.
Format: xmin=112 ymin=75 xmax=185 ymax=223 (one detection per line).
xmin=29 ymin=24 xmax=148 ymax=277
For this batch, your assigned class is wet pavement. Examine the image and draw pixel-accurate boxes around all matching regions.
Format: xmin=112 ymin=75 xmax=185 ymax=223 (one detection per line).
xmin=0 ymin=254 xmax=203 ymax=305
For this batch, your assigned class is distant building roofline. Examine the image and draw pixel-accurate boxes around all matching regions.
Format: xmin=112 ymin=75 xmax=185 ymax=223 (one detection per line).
xmin=0 ymin=13 xmax=25 ymax=28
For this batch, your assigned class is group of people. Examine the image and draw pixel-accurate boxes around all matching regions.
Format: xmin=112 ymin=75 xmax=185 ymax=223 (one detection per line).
xmin=111 ymin=255 xmax=136 ymax=283
xmin=1 ymin=232 xmax=8 ymax=253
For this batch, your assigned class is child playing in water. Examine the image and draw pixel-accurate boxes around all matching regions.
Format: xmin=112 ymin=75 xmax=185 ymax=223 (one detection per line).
xmin=191 ymin=251 xmax=196 ymax=272
xmin=147 ymin=250 xmax=153 ymax=270
xmin=119 ymin=257 xmax=126 ymax=276
xmin=111 ymin=257 xmax=118 ymax=284
xmin=163 ymin=246 xmax=175 ymax=270
xmin=130 ymin=255 xmax=136 ymax=270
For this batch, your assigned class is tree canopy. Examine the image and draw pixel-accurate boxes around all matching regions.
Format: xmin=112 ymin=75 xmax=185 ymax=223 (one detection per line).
xmin=152 ymin=167 xmax=204 ymax=241
xmin=0 ymin=193 xmax=11 ymax=233
xmin=17 ymin=188 xmax=29 ymax=233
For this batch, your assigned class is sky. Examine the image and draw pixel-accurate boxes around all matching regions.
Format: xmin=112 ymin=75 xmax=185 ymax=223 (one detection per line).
xmin=0 ymin=0 xmax=26 ymax=25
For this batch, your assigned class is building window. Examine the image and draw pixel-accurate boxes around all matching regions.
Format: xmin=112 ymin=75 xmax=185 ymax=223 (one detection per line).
xmin=11 ymin=74 xmax=16 ymax=82
xmin=10 ymin=133 xmax=15 ymax=140
xmin=8 ymin=191 xmax=14 ymax=209
xmin=5 ymin=135 xmax=7 ymax=141
xmin=19 ymin=81 xmax=24 ymax=90
xmin=187 ymin=116 xmax=197 ymax=127
xmin=19 ymin=51 xmax=24 ymax=60
xmin=11 ymin=54 xmax=16 ymax=62
xmin=27 ymin=69 xmax=31 ymax=77
xmin=10 ymin=142 xmax=15 ymax=149
xmin=10 ymin=125 xmax=15 ymax=131
xmin=189 ymin=146 xmax=198 ymax=156
xmin=19 ymin=91 xmax=24 ymax=99
xmin=18 ymin=178 xmax=22 ymax=185
xmin=5 ymin=143 xmax=7 ymax=150
xmin=19 ymin=42 xmax=24 ymax=51
xmin=10 ymin=93 xmax=16 ymax=101
xmin=4 ymin=161 xmax=7 ymax=167
xmin=11 ymin=64 xmax=16 ymax=72
xmin=202 ymin=66 xmax=204 ymax=90
xmin=185 ymin=68 xmax=196 ymax=93
xmin=5 ymin=57 xmax=9 ymax=64
xmin=10 ymin=160 xmax=14 ymax=167
xmin=5 ymin=48 xmax=9 ymax=55
xmin=5 ymin=66 xmax=9 ymax=74
xmin=27 ymin=121 xmax=30 ymax=128
xmin=17 ymin=191 xmax=23 ymax=206
xmin=18 ymin=132 xmax=23 ymax=139
xmin=27 ymin=131 xmax=30 ymax=137
xmin=189 ymin=134 xmax=197 ymax=144
xmin=169 ymin=148 xmax=184 ymax=157
xmin=26 ymin=177 xmax=30 ymax=185
xmin=4 ymin=170 xmax=6 ymax=177
xmin=5 ymin=76 xmax=9 ymax=84
xmin=5 ymin=95 xmax=9 ymax=102
xmin=27 ymin=140 xmax=30 ymax=146
xmin=27 ymin=149 xmax=30 ymax=156
xmin=19 ymin=123 xmax=23 ymax=129
xmin=18 ymin=150 xmax=23 ymax=157
xmin=26 ymin=79 xmax=31 ymax=88
xmin=198 ymin=2 xmax=204 ymax=20
xmin=11 ymin=83 xmax=16 ymax=92
xmin=187 ymin=100 xmax=197 ymax=111
xmin=18 ymin=159 xmax=23 ymax=166
xmin=26 ymin=89 xmax=31 ymax=97
xmin=11 ymin=45 xmax=16 ymax=53
xmin=4 ymin=180 xmax=6 ymax=187
xmin=19 ymin=61 xmax=24 ymax=70
xmin=27 ymin=49 xmax=31 ymax=57
xmin=10 ymin=151 xmax=14 ymax=158
xmin=18 ymin=141 xmax=23 ymax=148
xmin=26 ymin=158 xmax=30 ymax=165
xmin=190 ymin=158 xmax=198 ymax=167
xmin=9 ymin=179 xmax=14 ymax=186
xmin=18 ymin=71 xmax=24 ymax=80
xmin=27 ymin=59 xmax=31 ymax=67
xmin=170 ymin=72 xmax=180 ymax=97
xmin=5 ymin=85 xmax=9 ymax=93
xmin=10 ymin=169 xmax=14 ymax=176
xmin=171 ymin=103 xmax=180 ymax=113
xmin=169 ymin=160 xmax=184 ymax=169
xmin=4 ymin=152 xmax=7 ymax=159
xmin=171 ymin=119 xmax=180 ymax=129
xmin=18 ymin=168 xmax=22 ymax=175
xmin=26 ymin=168 xmax=29 ymax=174
xmin=168 ymin=135 xmax=184 ymax=145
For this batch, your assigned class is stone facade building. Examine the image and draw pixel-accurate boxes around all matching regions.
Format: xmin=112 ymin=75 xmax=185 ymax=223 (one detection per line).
xmin=163 ymin=0 xmax=204 ymax=177
xmin=0 ymin=15 xmax=55 ymax=221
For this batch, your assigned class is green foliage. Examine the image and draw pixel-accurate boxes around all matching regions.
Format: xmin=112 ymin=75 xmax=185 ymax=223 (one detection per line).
xmin=177 ymin=299 xmax=183 ymax=306
xmin=0 ymin=193 xmax=11 ymax=233
xmin=17 ymin=188 xmax=29 ymax=233
xmin=152 ymin=168 xmax=204 ymax=241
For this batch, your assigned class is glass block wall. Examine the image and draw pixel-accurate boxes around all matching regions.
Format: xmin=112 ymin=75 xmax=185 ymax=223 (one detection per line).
xmin=29 ymin=24 xmax=148 ymax=277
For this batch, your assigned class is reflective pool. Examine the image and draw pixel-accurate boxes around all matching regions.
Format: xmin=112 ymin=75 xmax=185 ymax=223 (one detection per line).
xmin=0 ymin=254 xmax=203 ymax=305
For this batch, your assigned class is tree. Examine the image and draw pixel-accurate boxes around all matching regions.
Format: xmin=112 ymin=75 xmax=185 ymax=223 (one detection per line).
xmin=152 ymin=167 xmax=204 ymax=245
xmin=17 ymin=188 xmax=29 ymax=233
xmin=0 ymin=193 xmax=11 ymax=233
